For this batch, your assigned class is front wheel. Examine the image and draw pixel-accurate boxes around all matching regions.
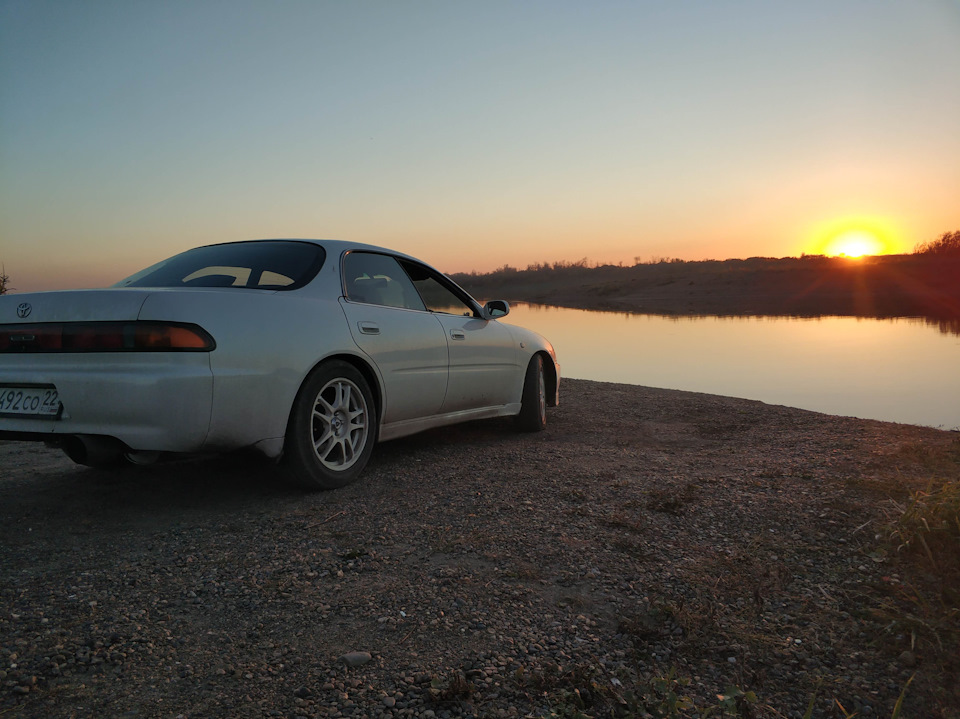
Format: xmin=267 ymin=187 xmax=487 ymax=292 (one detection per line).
xmin=283 ymin=361 xmax=377 ymax=490
xmin=516 ymin=354 xmax=547 ymax=432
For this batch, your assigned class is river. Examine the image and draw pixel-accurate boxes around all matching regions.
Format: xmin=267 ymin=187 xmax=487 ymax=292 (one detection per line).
xmin=502 ymin=303 xmax=960 ymax=430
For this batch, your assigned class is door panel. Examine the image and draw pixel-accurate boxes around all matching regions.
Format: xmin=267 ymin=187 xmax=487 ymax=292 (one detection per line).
xmin=432 ymin=314 xmax=519 ymax=413
xmin=391 ymin=256 xmax=521 ymax=414
xmin=340 ymin=278 xmax=447 ymax=423
xmin=338 ymin=304 xmax=448 ymax=424
xmin=340 ymin=252 xmax=449 ymax=424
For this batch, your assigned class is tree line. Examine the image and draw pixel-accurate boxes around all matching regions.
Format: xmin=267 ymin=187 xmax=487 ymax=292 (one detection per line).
xmin=456 ymin=228 xmax=960 ymax=282
xmin=914 ymin=230 xmax=960 ymax=256
xmin=0 ymin=230 xmax=956 ymax=296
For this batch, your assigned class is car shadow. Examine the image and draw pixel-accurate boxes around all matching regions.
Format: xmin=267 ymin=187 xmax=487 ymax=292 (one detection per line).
xmin=0 ymin=416 xmax=541 ymax=534
xmin=0 ymin=448 xmax=303 ymax=527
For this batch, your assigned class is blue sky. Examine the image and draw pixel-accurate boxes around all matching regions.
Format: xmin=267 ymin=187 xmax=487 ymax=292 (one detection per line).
xmin=2 ymin=0 xmax=959 ymax=291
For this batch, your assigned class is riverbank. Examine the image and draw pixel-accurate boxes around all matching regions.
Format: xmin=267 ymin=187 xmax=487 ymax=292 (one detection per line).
xmin=453 ymin=254 xmax=960 ymax=327
xmin=2 ymin=379 xmax=958 ymax=717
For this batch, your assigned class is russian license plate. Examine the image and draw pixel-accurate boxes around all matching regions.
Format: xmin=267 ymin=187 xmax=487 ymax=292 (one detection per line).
xmin=0 ymin=385 xmax=61 ymax=418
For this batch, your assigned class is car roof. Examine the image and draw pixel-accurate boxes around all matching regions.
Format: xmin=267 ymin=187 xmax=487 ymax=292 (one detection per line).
xmin=222 ymin=238 xmax=425 ymax=265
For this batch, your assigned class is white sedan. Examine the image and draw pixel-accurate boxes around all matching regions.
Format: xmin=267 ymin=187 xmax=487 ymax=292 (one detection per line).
xmin=0 ymin=240 xmax=560 ymax=489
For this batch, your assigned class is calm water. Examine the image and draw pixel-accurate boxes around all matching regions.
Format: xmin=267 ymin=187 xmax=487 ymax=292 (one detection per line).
xmin=503 ymin=303 xmax=960 ymax=430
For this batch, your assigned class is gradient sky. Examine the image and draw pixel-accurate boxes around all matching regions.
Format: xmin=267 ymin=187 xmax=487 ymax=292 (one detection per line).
xmin=2 ymin=0 xmax=959 ymax=292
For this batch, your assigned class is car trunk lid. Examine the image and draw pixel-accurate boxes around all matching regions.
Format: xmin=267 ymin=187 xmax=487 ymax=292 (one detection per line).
xmin=0 ymin=289 xmax=153 ymax=324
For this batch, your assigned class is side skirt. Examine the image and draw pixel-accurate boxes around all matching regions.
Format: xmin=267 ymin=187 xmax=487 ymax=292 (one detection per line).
xmin=378 ymin=403 xmax=522 ymax=442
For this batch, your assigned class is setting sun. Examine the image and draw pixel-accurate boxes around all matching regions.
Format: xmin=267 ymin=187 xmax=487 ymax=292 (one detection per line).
xmin=806 ymin=217 xmax=901 ymax=259
xmin=825 ymin=229 xmax=884 ymax=258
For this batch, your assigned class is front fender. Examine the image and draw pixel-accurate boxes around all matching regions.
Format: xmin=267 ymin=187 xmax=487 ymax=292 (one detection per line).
xmin=504 ymin=324 xmax=560 ymax=406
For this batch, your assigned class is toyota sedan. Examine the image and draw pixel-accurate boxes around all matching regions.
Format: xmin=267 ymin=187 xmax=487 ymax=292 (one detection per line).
xmin=0 ymin=240 xmax=560 ymax=489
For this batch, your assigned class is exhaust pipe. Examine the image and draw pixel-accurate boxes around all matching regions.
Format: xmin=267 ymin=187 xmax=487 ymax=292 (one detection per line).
xmin=61 ymin=435 xmax=126 ymax=468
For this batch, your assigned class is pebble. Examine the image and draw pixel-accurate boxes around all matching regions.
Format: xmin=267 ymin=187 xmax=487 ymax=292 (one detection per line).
xmin=341 ymin=651 xmax=373 ymax=668
xmin=898 ymin=650 xmax=917 ymax=668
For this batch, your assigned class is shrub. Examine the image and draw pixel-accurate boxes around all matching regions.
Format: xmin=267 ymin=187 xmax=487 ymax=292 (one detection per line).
xmin=890 ymin=479 xmax=960 ymax=570
xmin=914 ymin=230 xmax=960 ymax=256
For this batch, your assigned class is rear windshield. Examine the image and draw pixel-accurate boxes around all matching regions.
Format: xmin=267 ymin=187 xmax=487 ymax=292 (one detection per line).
xmin=115 ymin=241 xmax=326 ymax=291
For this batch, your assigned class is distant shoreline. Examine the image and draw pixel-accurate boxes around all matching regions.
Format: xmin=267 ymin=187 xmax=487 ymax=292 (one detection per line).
xmin=453 ymin=253 xmax=960 ymax=329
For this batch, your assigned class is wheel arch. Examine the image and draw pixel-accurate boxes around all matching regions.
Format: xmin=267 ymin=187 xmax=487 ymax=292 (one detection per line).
xmin=285 ymin=353 xmax=383 ymax=439
xmin=280 ymin=354 xmax=381 ymax=489
xmin=535 ymin=350 xmax=560 ymax=408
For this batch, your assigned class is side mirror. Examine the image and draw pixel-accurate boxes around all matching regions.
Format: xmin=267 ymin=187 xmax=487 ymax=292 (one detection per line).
xmin=482 ymin=299 xmax=510 ymax=319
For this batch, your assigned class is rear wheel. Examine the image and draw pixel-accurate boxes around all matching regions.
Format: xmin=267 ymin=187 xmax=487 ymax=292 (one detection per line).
xmin=283 ymin=361 xmax=377 ymax=490
xmin=516 ymin=354 xmax=547 ymax=432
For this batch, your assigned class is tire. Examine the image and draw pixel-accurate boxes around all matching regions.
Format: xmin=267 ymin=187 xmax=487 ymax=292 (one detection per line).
xmin=283 ymin=361 xmax=377 ymax=490
xmin=516 ymin=354 xmax=547 ymax=432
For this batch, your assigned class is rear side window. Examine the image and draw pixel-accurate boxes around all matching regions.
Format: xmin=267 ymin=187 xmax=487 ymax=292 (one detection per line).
xmin=116 ymin=241 xmax=326 ymax=290
xmin=343 ymin=252 xmax=426 ymax=311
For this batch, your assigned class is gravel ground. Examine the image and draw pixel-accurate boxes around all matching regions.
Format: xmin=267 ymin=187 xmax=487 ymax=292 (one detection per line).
xmin=1 ymin=379 xmax=957 ymax=718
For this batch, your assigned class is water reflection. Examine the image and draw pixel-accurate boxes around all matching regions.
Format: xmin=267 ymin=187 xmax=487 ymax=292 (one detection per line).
xmin=920 ymin=316 xmax=960 ymax=337
xmin=503 ymin=304 xmax=960 ymax=430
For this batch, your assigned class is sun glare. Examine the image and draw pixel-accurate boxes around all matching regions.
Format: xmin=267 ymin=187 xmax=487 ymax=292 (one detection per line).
xmin=826 ymin=229 xmax=884 ymax=258
xmin=806 ymin=218 xmax=898 ymax=259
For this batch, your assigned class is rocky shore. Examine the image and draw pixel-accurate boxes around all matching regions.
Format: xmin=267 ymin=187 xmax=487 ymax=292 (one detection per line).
xmin=2 ymin=379 xmax=958 ymax=718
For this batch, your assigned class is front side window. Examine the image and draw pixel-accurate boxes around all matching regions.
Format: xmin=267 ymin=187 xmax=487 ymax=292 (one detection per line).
xmin=116 ymin=241 xmax=325 ymax=290
xmin=342 ymin=253 xmax=425 ymax=311
xmin=399 ymin=260 xmax=477 ymax=316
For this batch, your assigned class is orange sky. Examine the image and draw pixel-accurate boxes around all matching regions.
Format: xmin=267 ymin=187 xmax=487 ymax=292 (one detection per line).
xmin=2 ymin=1 xmax=959 ymax=292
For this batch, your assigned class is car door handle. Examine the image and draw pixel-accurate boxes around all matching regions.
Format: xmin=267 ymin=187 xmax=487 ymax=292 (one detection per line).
xmin=358 ymin=322 xmax=380 ymax=335
xmin=449 ymin=329 xmax=466 ymax=340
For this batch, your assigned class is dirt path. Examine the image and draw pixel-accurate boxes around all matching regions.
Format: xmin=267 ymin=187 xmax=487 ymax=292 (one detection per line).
xmin=2 ymin=379 xmax=957 ymax=718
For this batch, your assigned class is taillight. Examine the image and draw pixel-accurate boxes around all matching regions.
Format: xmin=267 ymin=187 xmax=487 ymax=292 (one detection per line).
xmin=134 ymin=324 xmax=212 ymax=349
xmin=0 ymin=322 xmax=216 ymax=352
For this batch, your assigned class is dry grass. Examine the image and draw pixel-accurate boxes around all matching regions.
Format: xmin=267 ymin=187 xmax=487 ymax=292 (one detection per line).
xmin=871 ymin=440 xmax=960 ymax=712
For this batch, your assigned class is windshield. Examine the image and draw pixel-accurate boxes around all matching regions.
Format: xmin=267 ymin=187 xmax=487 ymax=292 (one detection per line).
xmin=115 ymin=241 xmax=326 ymax=290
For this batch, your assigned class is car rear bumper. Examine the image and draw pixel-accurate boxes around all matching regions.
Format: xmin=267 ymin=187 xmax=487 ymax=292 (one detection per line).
xmin=0 ymin=353 xmax=213 ymax=451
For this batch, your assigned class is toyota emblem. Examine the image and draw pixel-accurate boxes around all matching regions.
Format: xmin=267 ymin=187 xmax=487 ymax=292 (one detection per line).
xmin=16 ymin=302 xmax=32 ymax=319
